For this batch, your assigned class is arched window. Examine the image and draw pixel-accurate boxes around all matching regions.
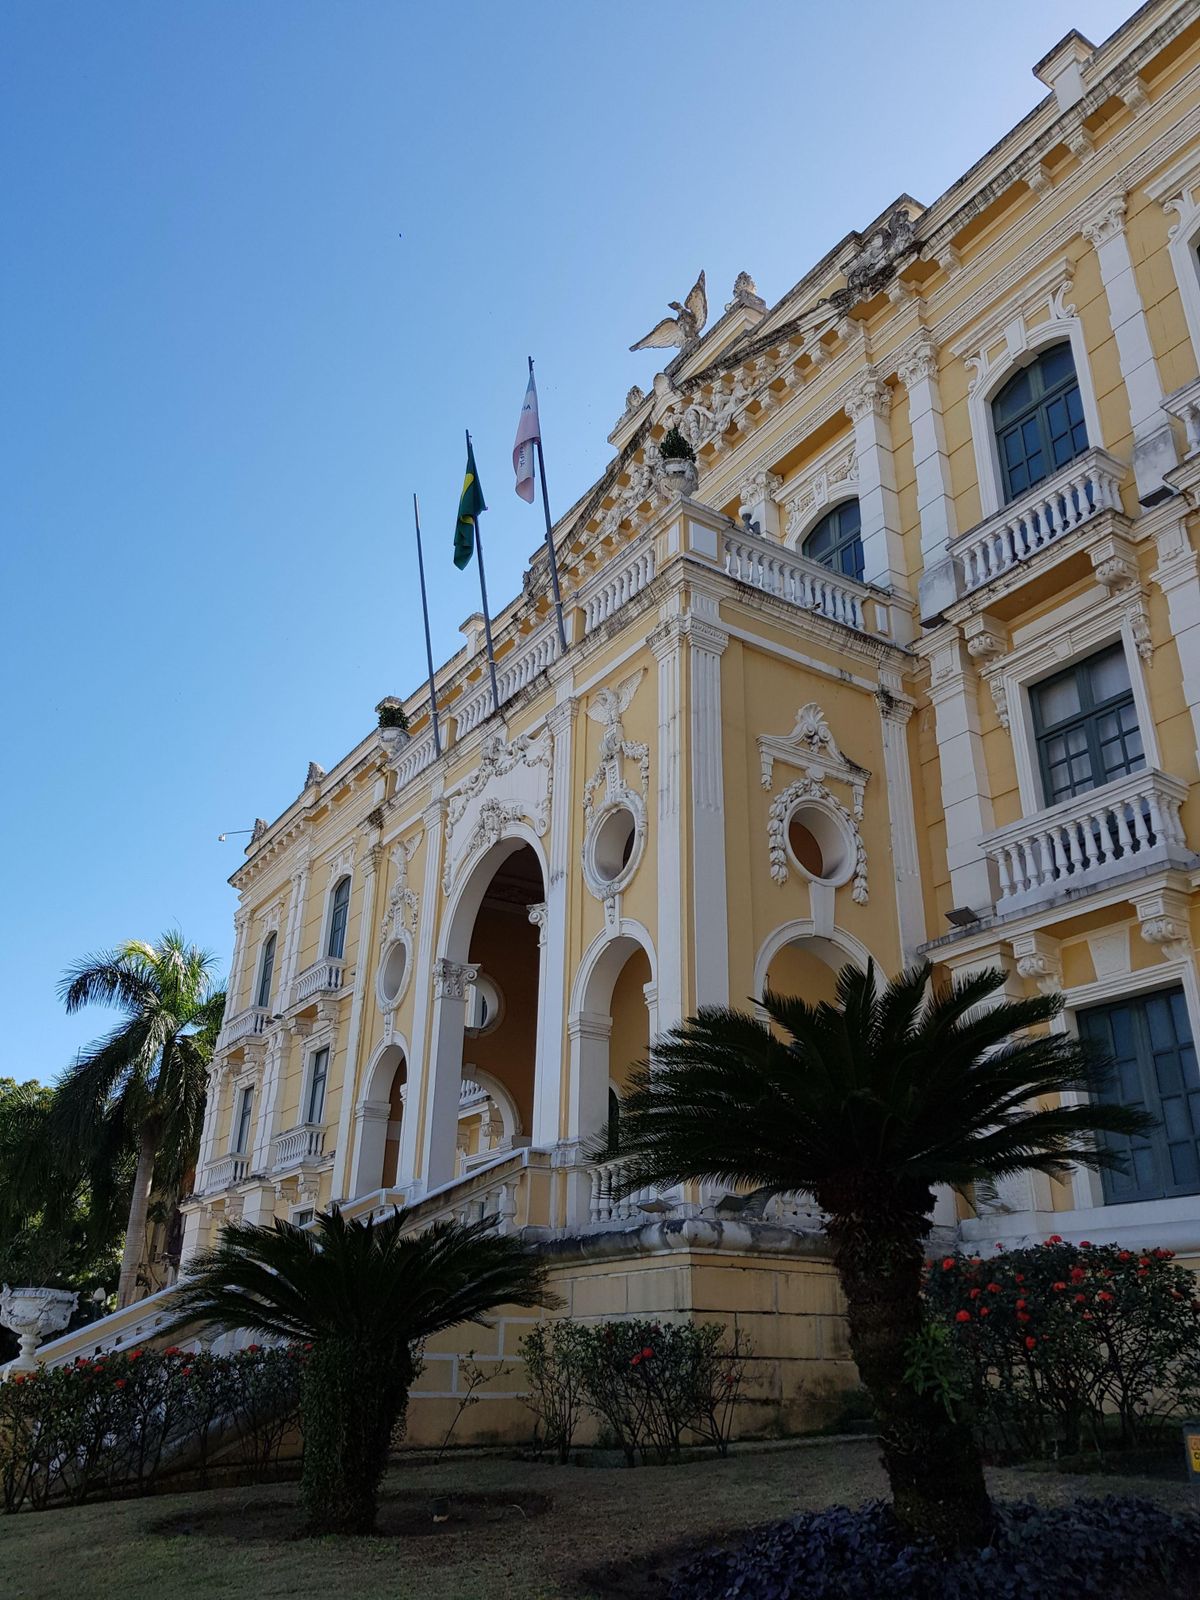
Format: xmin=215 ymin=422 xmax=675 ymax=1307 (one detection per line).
xmin=327 ymin=876 xmax=351 ymax=959
xmin=802 ymin=501 xmax=864 ymax=581
xmin=991 ymin=342 xmax=1088 ymax=503
xmin=255 ymin=932 xmax=276 ymax=1010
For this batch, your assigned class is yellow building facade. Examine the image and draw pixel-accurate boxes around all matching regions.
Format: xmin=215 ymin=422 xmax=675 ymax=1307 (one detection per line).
xmin=46 ymin=4 xmax=1200 ymax=1439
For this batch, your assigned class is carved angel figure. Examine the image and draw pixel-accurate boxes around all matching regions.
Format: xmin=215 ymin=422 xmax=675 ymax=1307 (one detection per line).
xmin=629 ymin=271 xmax=708 ymax=352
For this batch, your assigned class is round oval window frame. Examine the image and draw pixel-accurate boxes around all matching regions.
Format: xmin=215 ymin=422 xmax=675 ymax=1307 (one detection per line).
xmin=376 ymin=932 xmax=414 ymax=1012
xmin=583 ymin=795 xmax=646 ymax=901
xmin=783 ymin=799 xmax=854 ymax=889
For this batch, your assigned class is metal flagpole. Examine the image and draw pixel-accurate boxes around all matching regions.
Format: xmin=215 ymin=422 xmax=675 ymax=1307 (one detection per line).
xmin=412 ymin=493 xmax=442 ymax=758
xmin=467 ymin=429 xmax=502 ymax=717
xmin=529 ymin=356 xmax=569 ymax=655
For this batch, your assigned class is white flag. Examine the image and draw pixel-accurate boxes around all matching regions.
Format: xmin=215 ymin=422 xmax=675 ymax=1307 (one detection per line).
xmin=512 ymin=369 xmax=541 ymax=503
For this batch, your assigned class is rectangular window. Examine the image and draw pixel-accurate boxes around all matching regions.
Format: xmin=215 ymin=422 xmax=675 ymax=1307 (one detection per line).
xmin=1031 ymin=643 xmax=1144 ymax=806
xmin=233 ymin=1086 xmax=254 ymax=1155
xmin=306 ymin=1046 xmax=329 ymax=1125
xmin=1077 ymin=988 xmax=1200 ymax=1203
xmin=292 ymin=1208 xmax=315 ymax=1228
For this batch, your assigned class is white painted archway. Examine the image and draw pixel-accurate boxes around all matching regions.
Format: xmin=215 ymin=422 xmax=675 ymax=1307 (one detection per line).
xmin=348 ymin=1036 xmax=409 ymax=1198
xmin=752 ymin=919 xmax=876 ymax=1002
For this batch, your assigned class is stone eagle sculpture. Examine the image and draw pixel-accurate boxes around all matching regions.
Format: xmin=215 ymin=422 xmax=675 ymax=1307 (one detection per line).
xmin=629 ymin=270 xmax=708 ymax=351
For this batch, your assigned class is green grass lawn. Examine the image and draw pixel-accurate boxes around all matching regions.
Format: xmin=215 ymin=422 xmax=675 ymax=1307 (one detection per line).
xmin=3 ymin=1440 xmax=1195 ymax=1600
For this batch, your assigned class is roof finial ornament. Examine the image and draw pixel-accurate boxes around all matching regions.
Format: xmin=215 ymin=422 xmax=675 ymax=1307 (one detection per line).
xmin=629 ymin=270 xmax=708 ymax=352
xmin=726 ymin=270 xmax=765 ymax=311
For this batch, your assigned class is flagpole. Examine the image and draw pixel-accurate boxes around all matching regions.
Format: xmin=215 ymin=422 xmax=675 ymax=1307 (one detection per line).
xmin=529 ymin=356 xmax=569 ymax=655
xmin=412 ymin=493 xmax=442 ymax=758
xmin=467 ymin=429 xmax=502 ymax=718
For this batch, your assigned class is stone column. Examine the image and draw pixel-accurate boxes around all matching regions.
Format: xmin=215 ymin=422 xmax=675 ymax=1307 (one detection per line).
xmin=685 ymin=607 xmax=730 ymax=1008
xmin=565 ymin=1010 xmax=613 ymax=1226
xmin=223 ymin=910 xmax=250 ymax=1023
xmin=195 ymin=1059 xmax=226 ymax=1181
xmin=330 ymin=843 xmax=383 ymax=1201
xmin=845 ymin=374 xmax=908 ymax=597
xmin=396 ymin=795 xmax=446 ymax=1193
xmin=418 ymin=957 xmax=478 ymax=1192
xmin=348 ymin=1099 xmax=392 ymax=1197
xmin=919 ymin=624 xmax=996 ymax=912
xmin=897 ymin=338 xmax=957 ymax=560
xmin=1150 ymin=508 xmax=1200 ymax=773
xmin=276 ymin=852 xmax=312 ymax=1009
xmin=532 ymin=695 xmax=577 ymax=1149
xmin=249 ymin=1028 xmax=285 ymax=1171
xmin=1082 ymin=194 xmax=1178 ymax=503
xmin=650 ymin=615 xmax=685 ymax=1031
xmin=876 ymin=676 xmax=927 ymax=961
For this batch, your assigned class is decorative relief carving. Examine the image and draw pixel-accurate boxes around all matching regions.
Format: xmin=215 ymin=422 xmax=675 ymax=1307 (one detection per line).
xmin=844 ymin=374 xmax=891 ymax=424
xmin=782 ymin=445 xmax=858 ymax=542
xmin=527 ymin=902 xmax=548 ymax=948
xmin=380 ymin=832 xmax=422 ymax=941
xmin=442 ymin=727 xmax=552 ymax=893
xmin=1081 ymin=195 xmax=1127 ymax=249
xmin=897 ymin=338 xmax=939 ymax=390
xmin=736 ymin=468 xmax=782 ymax=522
xmin=581 ymin=670 xmax=649 ymax=913
xmin=758 ymin=704 xmax=870 ymax=902
xmin=831 ymin=210 xmax=918 ymax=308
xmin=583 ymin=670 xmax=649 ymax=823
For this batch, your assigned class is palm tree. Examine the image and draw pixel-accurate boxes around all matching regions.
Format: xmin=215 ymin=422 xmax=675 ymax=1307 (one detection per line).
xmin=169 ymin=1208 xmax=555 ymax=1535
xmin=607 ymin=961 xmax=1152 ymax=1552
xmin=55 ymin=932 xmax=225 ymax=1308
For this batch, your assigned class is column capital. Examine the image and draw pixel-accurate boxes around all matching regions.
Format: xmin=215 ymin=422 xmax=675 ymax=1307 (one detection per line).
xmin=433 ymin=957 xmax=479 ymax=1000
xmin=1009 ymin=931 xmax=1063 ymax=994
xmin=897 ymin=337 xmax=939 ymax=390
xmin=546 ymin=696 xmax=579 ymax=737
xmin=1133 ymin=887 xmax=1193 ymax=962
xmin=648 ymin=616 xmax=684 ymax=661
xmin=527 ymin=901 xmax=548 ymax=947
xmin=567 ymin=1009 xmax=613 ymax=1043
xmin=845 ymin=373 xmax=892 ymax=423
xmin=681 ymin=614 xmax=729 ymax=657
xmin=1081 ymin=193 xmax=1128 ymax=250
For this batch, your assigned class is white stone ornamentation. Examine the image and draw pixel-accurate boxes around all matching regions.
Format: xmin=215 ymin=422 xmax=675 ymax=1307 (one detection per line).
xmin=758 ymin=704 xmax=870 ymax=902
xmin=442 ymin=727 xmax=552 ymax=893
xmin=433 ymin=958 xmax=480 ymax=1001
xmin=1 ymin=1286 xmax=79 ymax=1374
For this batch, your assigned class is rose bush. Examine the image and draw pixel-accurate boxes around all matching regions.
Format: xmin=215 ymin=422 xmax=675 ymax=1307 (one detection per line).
xmin=0 ymin=1343 xmax=303 ymax=1512
xmin=922 ymin=1240 xmax=1200 ymax=1461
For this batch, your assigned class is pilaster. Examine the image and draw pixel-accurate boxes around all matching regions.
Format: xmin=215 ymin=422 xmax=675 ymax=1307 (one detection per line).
xmin=845 ymin=374 xmax=909 ymax=604
xmin=897 ymin=338 xmax=957 ymax=560
xmin=419 ymin=957 xmax=479 ymax=1192
xmin=917 ymin=624 xmax=996 ymax=912
xmin=330 ymin=841 xmax=383 ymax=1200
xmin=876 ymin=673 xmax=926 ymax=963
xmin=396 ymin=793 xmax=447 ymax=1192
xmin=684 ymin=600 xmax=730 ymax=1008
xmin=1149 ymin=506 xmax=1200 ymax=775
xmin=1081 ymin=194 xmax=1179 ymax=503
xmin=532 ymin=694 xmax=578 ymax=1148
xmin=650 ymin=614 xmax=685 ymax=1031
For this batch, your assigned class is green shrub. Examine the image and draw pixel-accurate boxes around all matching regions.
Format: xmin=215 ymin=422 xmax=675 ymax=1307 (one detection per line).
xmin=657 ymin=425 xmax=695 ymax=463
xmin=922 ymin=1239 xmax=1200 ymax=1462
xmin=0 ymin=1343 xmax=303 ymax=1512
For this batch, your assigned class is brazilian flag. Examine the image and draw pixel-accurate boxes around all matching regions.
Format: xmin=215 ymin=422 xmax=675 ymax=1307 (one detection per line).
xmin=454 ymin=438 xmax=486 ymax=569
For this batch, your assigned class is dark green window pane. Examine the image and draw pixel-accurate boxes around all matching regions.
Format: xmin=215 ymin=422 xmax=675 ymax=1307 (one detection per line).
xmin=802 ymin=500 xmax=863 ymax=582
xmin=991 ymin=342 xmax=1088 ymax=503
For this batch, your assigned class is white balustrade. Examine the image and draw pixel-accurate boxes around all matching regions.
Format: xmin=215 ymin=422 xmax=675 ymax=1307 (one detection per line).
xmin=582 ymin=544 xmax=656 ymax=633
xmin=271 ymin=1123 xmax=326 ymax=1172
xmin=391 ymin=725 xmax=438 ymax=790
xmin=454 ymin=626 xmax=561 ymax=737
xmin=953 ymin=447 xmax=1126 ymax=593
xmin=588 ymin=1157 xmax=671 ymax=1225
xmin=221 ymin=1006 xmax=270 ymax=1046
xmin=203 ymin=1153 xmax=249 ymax=1193
xmin=722 ymin=529 xmax=875 ymax=633
xmin=397 ymin=1149 xmax=532 ymax=1236
xmin=289 ymin=957 xmax=346 ymax=1007
xmin=38 ymin=1285 xmax=182 ymax=1369
xmin=983 ymin=769 xmax=1192 ymax=912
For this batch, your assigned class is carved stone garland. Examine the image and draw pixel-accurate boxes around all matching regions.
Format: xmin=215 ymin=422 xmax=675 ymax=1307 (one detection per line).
xmin=442 ymin=727 xmax=553 ymax=894
xmin=581 ymin=669 xmax=649 ymax=917
xmin=759 ymin=703 xmax=870 ymax=904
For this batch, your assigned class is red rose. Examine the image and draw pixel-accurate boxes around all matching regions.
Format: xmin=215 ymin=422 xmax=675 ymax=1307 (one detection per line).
xmin=956 ymin=1311 xmax=971 ymax=1323
xmin=1080 ymin=1240 xmax=1092 ymax=1248
xmin=181 ymin=1365 xmax=193 ymax=1376
xmin=1015 ymin=1274 xmax=1025 ymax=1284
xmin=12 ymin=1375 xmax=25 ymax=1385
xmin=1047 ymin=1234 xmax=1063 ymax=1245
xmin=630 ymin=1354 xmax=641 ymax=1367
xmin=1138 ymin=1257 xmax=1150 ymax=1268
xmin=986 ymin=1283 xmax=1001 ymax=1294
xmin=1016 ymin=1298 xmax=1027 ymax=1310
xmin=1097 ymin=1291 xmax=1113 ymax=1303
xmin=941 ymin=1258 xmax=956 ymax=1271
xmin=979 ymin=1307 xmax=990 ymax=1318
xmin=969 ymin=1287 xmax=982 ymax=1299
xmin=1017 ymin=1311 xmax=1031 ymax=1323
xmin=129 ymin=1350 xmax=142 ymax=1361
xmin=1052 ymin=1282 xmax=1066 ymax=1292
xmin=1025 ymin=1336 xmax=1037 ymax=1349
xmin=114 ymin=1379 xmax=126 ymax=1389
xmin=1070 ymin=1267 xmax=1085 ymax=1282
xmin=1075 ymin=1294 xmax=1087 ymax=1304
xmin=1118 ymin=1251 xmax=1131 ymax=1261
xmin=304 ymin=1342 xmax=313 ymax=1351
xmin=247 ymin=1343 xmax=261 ymax=1354
xmin=641 ymin=1347 xmax=654 ymax=1360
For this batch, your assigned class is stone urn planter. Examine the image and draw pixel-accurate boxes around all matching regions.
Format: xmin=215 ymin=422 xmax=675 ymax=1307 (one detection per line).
xmin=1 ymin=1286 xmax=78 ymax=1374
xmin=659 ymin=456 xmax=699 ymax=497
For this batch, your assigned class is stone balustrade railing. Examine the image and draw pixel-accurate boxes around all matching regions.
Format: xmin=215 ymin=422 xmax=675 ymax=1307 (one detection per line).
xmin=289 ymin=957 xmax=347 ymax=1008
xmin=983 ymin=768 xmax=1193 ymax=912
xmin=952 ymin=447 xmax=1126 ymax=594
xmin=202 ymin=1153 xmax=249 ymax=1193
xmin=722 ymin=528 xmax=884 ymax=634
xmin=221 ymin=1006 xmax=270 ymax=1048
xmin=454 ymin=626 xmax=562 ymax=737
xmin=35 ymin=1285 xmax=182 ymax=1370
xmin=581 ymin=543 xmax=656 ymax=634
xmin=271 ymin=1122 xmax=326 ymax=1172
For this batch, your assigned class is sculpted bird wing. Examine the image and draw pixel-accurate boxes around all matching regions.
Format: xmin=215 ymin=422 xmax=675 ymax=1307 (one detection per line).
xmin=586 ymin=688 xmax=619 ymax=724
xmin=614 ymin=667 xmax=645 ymax=716
xmin=629 ymin=314 xmax=684 ymax=352
xmin=684 ymin=270 xmax=707 ymax=330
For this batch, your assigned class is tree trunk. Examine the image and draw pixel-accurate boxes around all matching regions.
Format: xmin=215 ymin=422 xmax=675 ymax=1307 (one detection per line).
xmin=116 ymin=1127 xmax=159 ymax=1309
xmin=826 ymin=1200 xmax=994 ymax=1552
xmin=300 ymin=1341 xmax=412 ymax=1535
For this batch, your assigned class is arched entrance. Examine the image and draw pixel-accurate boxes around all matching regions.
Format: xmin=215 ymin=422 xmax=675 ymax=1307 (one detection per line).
xmin=348 ymin=1042 xmax=406 ymax=1196
xmin=753 ymin=920 xmax=875 ymax=1004
xmin=567 ymin=923 xmax=657 ymax=1153
xmin=416 ymin=837 xmax=547 ymax=1191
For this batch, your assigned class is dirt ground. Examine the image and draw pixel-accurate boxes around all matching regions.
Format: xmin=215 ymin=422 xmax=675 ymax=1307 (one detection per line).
xmin=3 ymin=1438 xmax=1196 ymax=1600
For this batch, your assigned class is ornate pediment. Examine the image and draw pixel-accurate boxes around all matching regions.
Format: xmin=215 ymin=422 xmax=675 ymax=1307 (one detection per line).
xmin=757 ymin=703 xmax=869 ymax=793
xmin=759 ymin=704 xmax=870 ymax=904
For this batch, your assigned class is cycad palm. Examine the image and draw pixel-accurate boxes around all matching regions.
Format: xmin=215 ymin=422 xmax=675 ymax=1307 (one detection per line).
xmin=170 ymin=1209 xmax=554 ymax=1534
xmin=55 ymin=932 xmax=225 ymax=1307
xmin=610 ymin=960 xmax=1151 ymax=1550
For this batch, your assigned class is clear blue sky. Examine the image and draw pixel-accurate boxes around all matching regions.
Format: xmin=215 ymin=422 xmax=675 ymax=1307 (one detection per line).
xmin=2 ymin=1 xmax=1134 ymax=1081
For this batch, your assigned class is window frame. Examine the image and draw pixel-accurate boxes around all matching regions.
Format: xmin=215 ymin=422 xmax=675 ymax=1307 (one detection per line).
xmin=306 ymin=1045 xmax=330 ymax=1126
xmin=1029 ymin=642 xmax=1146 ymax=807
xmin=232 ymin=1083 xmax=254 ymax=1156
xmin=255 ymin=931 xmax=277 ymax=1011
xmin=990 ymin=342 xmax=1089 ymax=505
xmin=800 ymin=499 xmax=864 ymax=581
xmin=326 ymin=876 xmax=351 ymax=961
